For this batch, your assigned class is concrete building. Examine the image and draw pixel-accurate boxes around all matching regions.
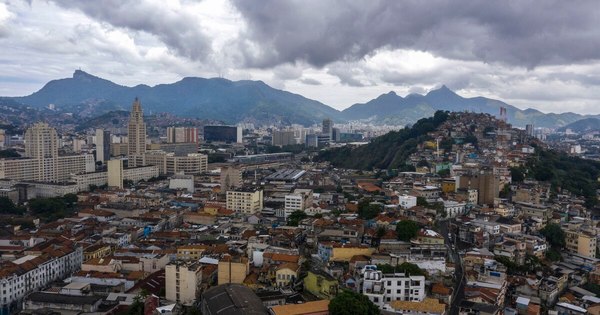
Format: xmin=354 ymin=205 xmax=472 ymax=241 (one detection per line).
xmin=141 ymin=151 xmax=207 ymax=175
xmin=399 ymin=195 xmax=417 ymax=209
xmin=22 ymin=292 xmax=102 ymax=314
xmin=71 ymin=165 xmax=159 ymax=191
xmin=0 ymin=240 xmax=83 ymax=314
xmin=218 ymin=255 xmax=249 ymax=285
xmin=220 ymin=166 xmax=242 ymax=193
xmin=7 ymin=154 xmax=82 ymax=183
xmin=456 ymin=170 xmax=500 ymax=206
xmin=284 ymin=189 xmax=313 ymax=219
xmin=24 ymin=122 xmax=58 ymax=159
xmin=201 ymin=284 xmax=267 ymax=315
xmin=169 ymin=174 xmax=194 ymax=192
xmin=127 ymin=98 xmax=146 ymax=162
xmin=165 ymin=261 xmax=203 ymax=306
xmin=272 ymin=130 xmax=296 ymax=147
xmin=203 ymin=125 xmax=242 ymax=143
xmin=1 ymin=123 xmax=94 ymax=182
xmin=107 ymin=159 xmax=124 ymax=189
xmin=95 ymin=129 xmax=110 ymax=163
xmin=359 ymin=265 xmax=426 ymax=307
xmin=565 ymin=226 xmax=597 ymax=258
xmin=226 ymin=189 xmax=263 ymax=214
xmin=167 ymin=127 xmax=198 ymax=143
xmin=322 ymin=118 xmax=333 ymax=140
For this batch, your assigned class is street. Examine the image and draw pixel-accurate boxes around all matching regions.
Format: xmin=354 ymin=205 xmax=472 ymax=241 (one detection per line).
xmin=439 ymin=219 xmax=465 ymax=315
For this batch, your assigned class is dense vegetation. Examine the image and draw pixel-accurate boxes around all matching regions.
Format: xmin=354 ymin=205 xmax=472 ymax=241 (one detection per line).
xmin=28 ymin=194 xmax=78 ymax=222
xmin=511 ymin=148 xmax=600 ymax=207
xmin=0 ymin=197 xmax=25 ymax=215
xmin=329 ymin=289 xmax=380 ymax=315
xmin=396 ymin=220 xmax=420 ymax=242
xmin=377 ymin=262 xmax=427 ymax=276
xmin=316 ymin=111 xmax=449 ymax=170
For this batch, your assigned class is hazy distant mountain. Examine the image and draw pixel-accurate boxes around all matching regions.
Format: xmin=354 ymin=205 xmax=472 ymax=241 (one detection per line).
xmin=6 ymin=71 xmax=598 ymax=127
xmin=13 ymin=70 xmax=341 ymax=126
xmin=557 ymin=117 xmax=600 ymax=133
xmin=342 ymin=85 xmax=597 ymax=127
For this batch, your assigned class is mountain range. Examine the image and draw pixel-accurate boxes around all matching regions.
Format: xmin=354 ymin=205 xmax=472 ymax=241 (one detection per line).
xmin=5 ymin=70 xmax=599 ymax=127
xmin=557 ymin=118 xmax=600 ymax=133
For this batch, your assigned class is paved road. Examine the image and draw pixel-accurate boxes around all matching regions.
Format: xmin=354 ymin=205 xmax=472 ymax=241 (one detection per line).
xmin=439 ymin=220 xmax=465 ymax=315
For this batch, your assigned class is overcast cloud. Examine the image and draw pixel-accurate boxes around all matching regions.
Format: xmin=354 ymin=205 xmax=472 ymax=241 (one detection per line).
xmin=1 ymin=0 xmax=600 ymax=114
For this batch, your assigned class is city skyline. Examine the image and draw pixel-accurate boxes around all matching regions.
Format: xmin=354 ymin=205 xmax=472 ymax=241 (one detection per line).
xmin=2 ymin=1 xmax=600 ymax=115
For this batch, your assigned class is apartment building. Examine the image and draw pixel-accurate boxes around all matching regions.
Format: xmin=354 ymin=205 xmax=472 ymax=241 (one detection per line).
xmin=71 ymin=165 xmax=159 ymax=191
xmin=0 ymin=155 xmax=95 ymax=182
xmin=359 ymin=265 xmax=426 ymax=308
xmin=0 ymin=239 xmax=83 ymax=313
xmin=143 ymin=151 xmax=207 ymax=175
xmin=226 ymin=189 xmax=263 ymax=214
xmin=565 ymin=227 xmax=597 ymax=258
xmin=284 ymin=189 xmax=313 ymax=218
xmin=165 ymin=261 xmax=203 ymax=306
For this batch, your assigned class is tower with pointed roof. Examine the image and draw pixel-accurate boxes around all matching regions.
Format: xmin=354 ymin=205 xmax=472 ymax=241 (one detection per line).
xmin=127 ymin=97 xmax=146 ymax=158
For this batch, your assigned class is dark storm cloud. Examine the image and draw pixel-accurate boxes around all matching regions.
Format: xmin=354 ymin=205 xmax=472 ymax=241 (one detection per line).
xmin=50 ymin=0 xmax=211 ymax=61
xmin=231 ymin=0 xmax=600 ymax=68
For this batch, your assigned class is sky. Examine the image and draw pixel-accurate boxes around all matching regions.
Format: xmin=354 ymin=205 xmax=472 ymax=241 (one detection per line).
xmin=2 ymin=0 xmax=600 ymax=114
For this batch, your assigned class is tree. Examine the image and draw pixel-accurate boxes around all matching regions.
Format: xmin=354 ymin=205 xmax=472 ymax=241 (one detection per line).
xmin=329 ymin=289 xmax=380 ymax=315
xmin=396 ymin=262 xmax=427 ymax=276
xmin=540 ymin=223 xmax=566 ymax=248
xmin=545 ymin=248 xmax=562 ymax=262
xmin=416 ymin=197 xmax=429 ymax=207
xmin=437 ymin=168 xmax=450 ymax=177
xmin=510 ymin=167 xmax=526 ymax=182
xmin=0 ymin=197 xmax=23 ymax=215
xmin=287 ymin=210 xmax=307 ymax=227
xmin=377 ymin=263 xmax=426 ymax=276
xmin=396 ymin=220 xmax=419 ymax=242
xmin=358 ymin=200 xmax=382 ymax=220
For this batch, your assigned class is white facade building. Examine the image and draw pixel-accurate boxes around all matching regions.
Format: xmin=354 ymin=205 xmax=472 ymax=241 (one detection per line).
xmin=0 ymin=240 xmax=82 ymax=313
xmin=398 ymin=195 xmax=417 ymax=209
xmin=443 ymin=200 xmax=467 ymax=218
xmin=359 ymin=265 xmax=426 ymax=308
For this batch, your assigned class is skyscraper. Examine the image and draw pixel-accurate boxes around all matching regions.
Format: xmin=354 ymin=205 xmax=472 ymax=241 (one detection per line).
xmin=96 ymin=128 xmax=110 ymax=163
xmin=127 ymin=98 xmax=146 ymax=157
xmin=24 ymin=122 xmax=58 ymax=159
xmin=23 ymin=122 xmax=59 ymax=181
xmin=322 ymin=118 xmax=333 ymax=141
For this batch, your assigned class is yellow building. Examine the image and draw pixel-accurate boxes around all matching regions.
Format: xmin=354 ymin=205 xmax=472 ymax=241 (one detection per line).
xmin=165 ymin=261 xmax=203 ymax=306
xmin=388 ymin=297 xmax=446 ymax=315
xmin=331 ymin=246 xmax=375 ymax=262
xmin=226 ymin=189 xmax=263 ymax=214
xmin=218 ymin=255 xmax=249 ymax=284
xmin=177 ymin=244 xmax=209 ymax=261
xmin=566 ymin=229 xmax=597 ymax=258
xmin=107 ymin=159 xmax=124 ymax=188
xmin=441 ymin=179 xmax=456 ymax=193
xmin=303 ymin=270 xmax=339 ymax=299
xmin=270 ymin=300 xmax=330 ymax=315
xmin=202 ymin=204 xmax=223 ymax=216
xmin=83 ymin=244 xmax=112 ymax=261
xmin=275 ymin=263 xmax=299 ymax=287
